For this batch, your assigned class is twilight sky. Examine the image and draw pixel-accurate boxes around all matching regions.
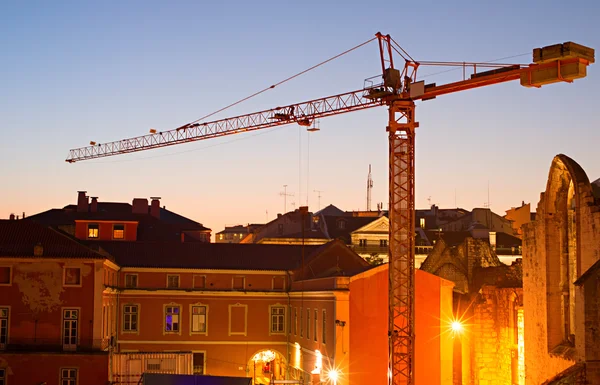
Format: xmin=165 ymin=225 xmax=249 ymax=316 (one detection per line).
xmin=1 ymin=0 xmax=599 ymax=235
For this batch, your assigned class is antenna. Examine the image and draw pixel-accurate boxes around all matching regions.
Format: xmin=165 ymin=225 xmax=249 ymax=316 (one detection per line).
xmin=367 ymin=164 xmax=373 ymax=211
xmin=483 ymin=181 xmax=491 ymax=208
xmin=280 ymin=185 xmax=294 ymax=213
xmin=427 ymin=196 xmax=432 ymax=207
xmin=314 ymin=190 xmax=324 ymax=211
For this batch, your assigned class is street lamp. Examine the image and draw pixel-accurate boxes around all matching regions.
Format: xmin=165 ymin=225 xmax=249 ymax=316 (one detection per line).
xmin=328 ymin=369 xmax=339 ymax=385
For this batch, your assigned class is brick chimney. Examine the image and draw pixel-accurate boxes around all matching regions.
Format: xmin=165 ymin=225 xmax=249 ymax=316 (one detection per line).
xmin=90 ymin=197 xmax=98 ymax=213
xmin=132 ymin=198 xmax=149 ymax=214
xmin=9 ymin=213 xmax=15 ymax=220
xmin=77 ymin=191 xmax=88 ymax=212
xmin=150 ymin=197 xmax=161 ymax=219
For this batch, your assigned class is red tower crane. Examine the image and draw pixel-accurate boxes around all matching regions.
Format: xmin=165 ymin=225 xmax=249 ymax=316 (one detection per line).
xmin=66 ymin=33 xmax=593 ymax=385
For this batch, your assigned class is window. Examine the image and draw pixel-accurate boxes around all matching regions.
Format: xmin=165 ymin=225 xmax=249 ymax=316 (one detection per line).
xmin=193 ymin=275 xmax=206 ymax=289
xmin=218 ymin=234 xmax=223 ymax=240
xmin=314 ymin=309 xmax=318 ymax=341
xmin=294 ymin=308 xmax=298 ymax=336
xmin=193 ymin=352 xmax=205 ymax=375
xmin=419 ymin=218 xmax=425 ymax=228
xmin=306 ymin=308 xmax=310 ymax=340
xmin=270 ymin=306 xmax=285 ymax=334
xmin=113 ymin=224 xmax=125 ymax=239
xmin=300 ymin=307 xmax=303 ymax=337
xmin=0 ymin=267 xmax=11 ymax=285
xmin=272 ymin=276 xmax=285 ymax=290
xmin=64 ymin=268 xmax=81 ymax=286
xmin=380 ymin=239 xmax=388 ymax=247
xmin=147 ymin=358 xmax=161 ymax=371
xmin=125 ymin=274 xmax=138 ymax=288
xmin=228 ymin=304 xmax=248 ymax=336
xmin=322 ymin=309 xmax=326 ymax=344
xmin=61 ymin=368 xmax=78 ymax=385
xmin=165 ymin=306 xmax=180 ymax=332
xmin=232 ymin=276 xmax=245 ymax=290
xmin=167 ymin=275 xmax=180 ymax=288
xmin=359 ymin=239 xmax=367 ymax=247
xmin=123 ymin=305 xmax=138 ymax=332
xmin=191 ymin=305 xmax=207 ymax=333
xmin=63 ymin=309 xmax=79 ymax=350
xmin=337 ymin=220 xmax=346 ymax=229
xmin=0 ymin=307 xmax=8 ymax=349
xmin=88 ymin=223 xmax=99 ymax=238
xmin=0 ymin=368 xmax=5 ymax=385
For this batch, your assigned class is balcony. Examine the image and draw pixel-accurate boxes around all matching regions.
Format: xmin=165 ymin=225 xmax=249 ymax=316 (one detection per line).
xmin=0 ymin=337 xmax=110 ymax=353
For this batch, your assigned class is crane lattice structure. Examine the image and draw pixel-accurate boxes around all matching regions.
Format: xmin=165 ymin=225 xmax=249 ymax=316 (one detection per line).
xmin=66 ymin=33 xmax=593 ymax=385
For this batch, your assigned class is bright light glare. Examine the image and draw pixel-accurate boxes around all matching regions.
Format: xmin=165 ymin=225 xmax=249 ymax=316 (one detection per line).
xmin=328 ymin=369 xmax=339 ymax=382
xmin=451 ymin=320 xmax=463 ymax=333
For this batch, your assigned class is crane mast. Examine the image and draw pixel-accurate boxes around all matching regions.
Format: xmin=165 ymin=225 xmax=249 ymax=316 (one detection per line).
xmin=65 ymin=33 xmax=593 ymax=385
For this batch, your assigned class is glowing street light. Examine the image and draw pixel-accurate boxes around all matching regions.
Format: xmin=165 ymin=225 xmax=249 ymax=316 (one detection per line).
xmin=451 ymin=320 xmax=463 ymax=333
xmin=328 ymin=369 xmax=339 ymax=385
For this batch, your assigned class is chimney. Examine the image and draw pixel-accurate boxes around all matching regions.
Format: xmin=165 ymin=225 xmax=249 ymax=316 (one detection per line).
xmin=9 ymin=213 xmax=15 ymax=220
xmin=90 ymin=197 xmax=98 ymax=213
xmin=150 ymin=197 xmax=161 ymax=219
xmin=22 ymin=212 xmax=25 ymax=219
xmin=132 ymin=198 xmax=149 ymax=214
xmin=77 ymin=191 xmax=89 ymax=212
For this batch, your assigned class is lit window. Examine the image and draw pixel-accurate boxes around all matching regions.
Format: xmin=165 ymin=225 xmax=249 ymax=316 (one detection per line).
xmin=191 ymin=305 xmax=207 ymax=333
xmin=0 ymin=307 xmax=9 ymax=350
xmin=167 ymin=275 xmax=179 ymax=288
xmin=359 ymin=239 xmax=367 ymax=247
xmin=64 ymin=268 xmax=81 ymax=286
xmin=420 ymin=218 xmax=425 ymax=228
xmin=61 ymin=368 xmax=78 ymax=385
xmin=113 ymin=224 xmax=125 ymax=239
xmin=88 ymin=223 xmax=99 ymax=238
xmin=165 ymin=306 xmax=180 ymax=332
xmin=123 ymin=305 xmax=138 ymax=332
xmin=0 ymin=267 xmax=10 ymax=285
xmin=125 ymin=274 xmax=138 ymax=288
xmin=271 ymin=306 xmax=285 ymax=334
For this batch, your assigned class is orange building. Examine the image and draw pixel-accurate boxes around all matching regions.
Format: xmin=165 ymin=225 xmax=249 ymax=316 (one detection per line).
xmin=0 ymin=219 xmax=112 ymax=385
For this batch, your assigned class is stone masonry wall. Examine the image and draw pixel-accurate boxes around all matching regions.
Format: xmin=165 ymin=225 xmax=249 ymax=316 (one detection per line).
xmin=471 ymin=286 xmax=523 ymax=385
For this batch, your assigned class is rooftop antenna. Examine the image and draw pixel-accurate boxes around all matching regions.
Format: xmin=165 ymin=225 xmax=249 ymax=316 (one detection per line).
xmin=427 ymin=196 xmax=432 ymax=207
xmin=280 ymin=185 xmax=294 ymax=213
xmin=367 ymin=164 xmax=373 ymax=211
xmin=483 ymin=181 xmax=491 ymax=208
xmin=314 ymin=190 xmax=324 ymax=211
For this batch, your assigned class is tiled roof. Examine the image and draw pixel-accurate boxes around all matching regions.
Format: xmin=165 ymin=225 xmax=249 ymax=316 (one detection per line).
xmin=0 ymin=220 xmax=108 ymax=259
xmin=93 ymin=241 xmax=324 ymax=270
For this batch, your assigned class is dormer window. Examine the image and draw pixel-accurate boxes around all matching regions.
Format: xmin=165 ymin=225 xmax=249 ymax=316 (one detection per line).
xmin=113 ymin=224 xmax=125 ymax=239
xmin=88 ymin=224 xmax=99 ymax=239
xmin=337 ymin=220 xmax=346 ymax=230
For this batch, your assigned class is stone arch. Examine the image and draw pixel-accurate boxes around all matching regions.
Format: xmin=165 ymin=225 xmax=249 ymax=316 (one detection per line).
xmin=248 ymin=348 xmax=287 ymax=385
xmin=543 ymin=154 xmax=592 ymax=351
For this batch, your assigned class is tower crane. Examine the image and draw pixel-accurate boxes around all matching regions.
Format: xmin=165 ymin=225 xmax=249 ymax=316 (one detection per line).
xmin=66 ymin=33 xmax=594 ymax=385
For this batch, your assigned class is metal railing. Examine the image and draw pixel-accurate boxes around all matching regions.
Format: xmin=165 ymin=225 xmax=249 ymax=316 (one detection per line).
xmin=0 ymin=337 xmax=109 ymax=353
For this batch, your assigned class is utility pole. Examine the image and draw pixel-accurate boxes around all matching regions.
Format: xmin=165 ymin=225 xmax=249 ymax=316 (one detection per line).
xmin=280 ymin=185 xmax=294 ymax=214
xmin=367 ymin=164 xmax=373 ymax=211
xmin=314 ymin=190 xmax=324 ymax=211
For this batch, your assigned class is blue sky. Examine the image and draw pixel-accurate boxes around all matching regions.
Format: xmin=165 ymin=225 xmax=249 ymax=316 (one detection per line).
xmin=1 ymin=0 xmax=599 ymax=234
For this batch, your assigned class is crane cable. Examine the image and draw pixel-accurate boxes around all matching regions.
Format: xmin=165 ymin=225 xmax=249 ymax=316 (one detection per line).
xmin=185 ymin=37 xmax=378 ymax=126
